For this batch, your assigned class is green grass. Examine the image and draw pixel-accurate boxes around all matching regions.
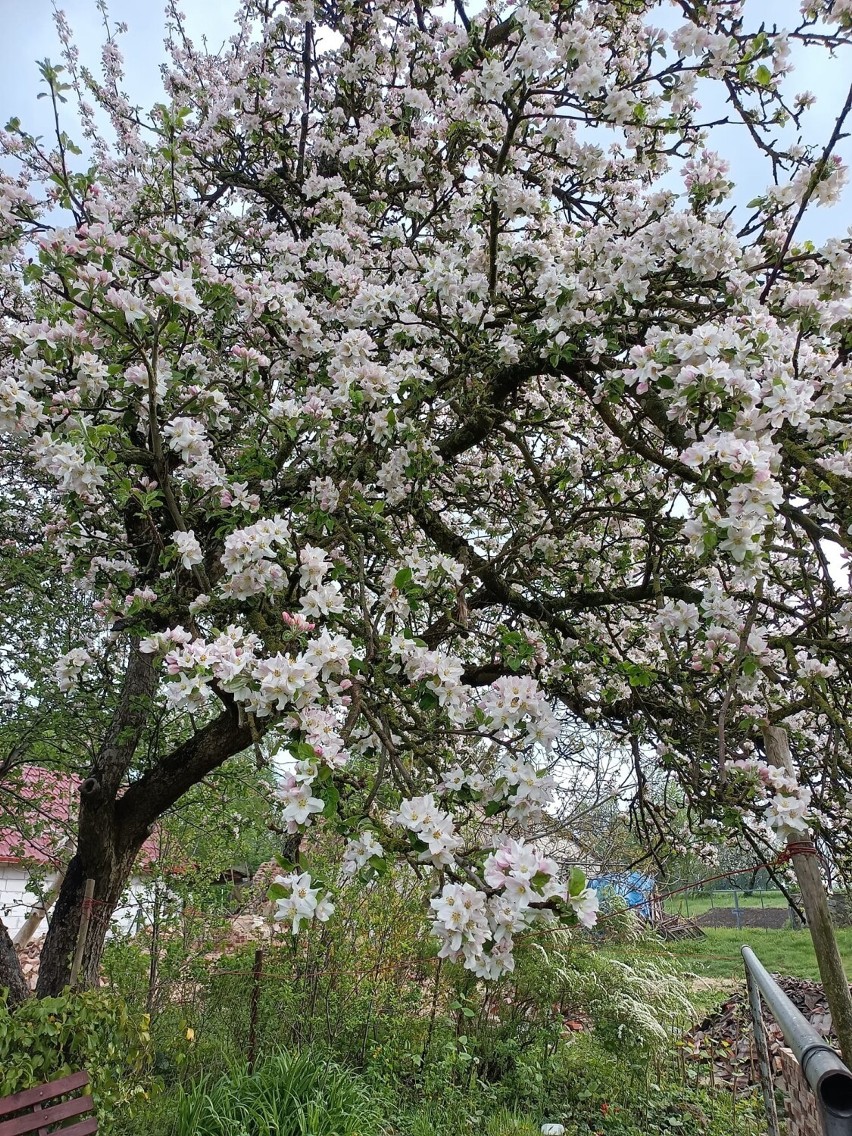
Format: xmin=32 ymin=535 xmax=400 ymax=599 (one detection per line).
xmin=663 ymin=890 xmax=787 ymax=917
xmin=633 ymin=926 xmax=852 ymax=982
xmin=172 ymin=1050 xmax=385 ymax=1136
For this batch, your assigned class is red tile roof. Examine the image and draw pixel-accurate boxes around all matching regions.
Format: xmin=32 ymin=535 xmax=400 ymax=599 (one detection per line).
xmin=0 ymin=766 xmax=162 ymax=870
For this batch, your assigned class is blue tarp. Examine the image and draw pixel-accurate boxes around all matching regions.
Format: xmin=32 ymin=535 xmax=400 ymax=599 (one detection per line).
xmin=590 ymin=870 xmax=656 ymax=918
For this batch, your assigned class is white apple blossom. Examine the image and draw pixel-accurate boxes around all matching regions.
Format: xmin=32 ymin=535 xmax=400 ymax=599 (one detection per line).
xmin=172 ymin=530 xmax=203 ymax=569
xmin=272 ymin=871 xmax=334 ymax=934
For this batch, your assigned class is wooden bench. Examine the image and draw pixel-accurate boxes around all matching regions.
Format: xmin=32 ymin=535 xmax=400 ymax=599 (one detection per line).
xmin=0 ymin=1071 xmax=96 ymax=1135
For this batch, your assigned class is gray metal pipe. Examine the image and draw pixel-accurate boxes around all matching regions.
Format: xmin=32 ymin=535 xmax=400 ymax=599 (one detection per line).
xmin=742 ymin=945 xmax=852 ymax=1134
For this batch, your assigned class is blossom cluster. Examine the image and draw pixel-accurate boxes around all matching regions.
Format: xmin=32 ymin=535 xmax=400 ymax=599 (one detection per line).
xmin=54 ymin=647 xmax=94 ymax=692
xmin=138 ymin=623 xmax=354 ymax=720
xmin=727 ymin=757 xmax=812 ymax=839
xmin=393 ymin=793 xmax=464 ymax=869
xmin=342 ymin=830 xmax=385 ymax=876
xmin=392 ymin=637 xmax=559 ymax=754
xmin=429 ymin=838 xmax=598 ymax=979
xmin=271 ymin=871 xmax=334 ymax=934
xmin=276 ymin=760 xmax=326 ymax=833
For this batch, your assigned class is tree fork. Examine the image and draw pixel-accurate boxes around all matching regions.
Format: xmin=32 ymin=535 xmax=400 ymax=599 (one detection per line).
xmin=762 ymin=725 xmax=852 ymax=1066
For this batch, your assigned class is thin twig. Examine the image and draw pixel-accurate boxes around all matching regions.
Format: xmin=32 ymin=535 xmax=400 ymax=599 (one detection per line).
xmin=760 ymin=80 xmax=852 ymax=301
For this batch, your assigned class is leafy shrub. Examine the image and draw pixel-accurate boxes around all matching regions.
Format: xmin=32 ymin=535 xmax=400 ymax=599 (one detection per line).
xmin=0 ymin=988 xmax=151 ymax=1127
xmin=523 ymin=1032 xmax=763 ymax=1136
xmin=173 ymin=1049 xmax=386 ymax=1136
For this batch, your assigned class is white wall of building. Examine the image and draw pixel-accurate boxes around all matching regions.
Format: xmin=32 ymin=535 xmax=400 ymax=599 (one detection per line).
xmin=0 ymin=865 xmax=45 ymax=939
xmin=0 ymin=864 xmax=156 ymax=940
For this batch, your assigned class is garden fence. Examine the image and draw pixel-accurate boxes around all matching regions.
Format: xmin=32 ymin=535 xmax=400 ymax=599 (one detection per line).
xmin=743 ymin=944 xmax=852 ymax=1136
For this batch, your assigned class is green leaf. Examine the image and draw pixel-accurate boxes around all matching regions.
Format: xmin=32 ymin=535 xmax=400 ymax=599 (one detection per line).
xmin=568 ymin=867 xmax=586 ymax=898
xmin=419 ymin=689 xmax=439 ymax=711
xmin=290 ymin=741 xmax=317 ymax=762
xmin=321 ymin=784 xmax=340 ymax=818
xmin=393 ymin=566 xmax=414 ymax=590
xmin=755 ymin=64 xmax=772 ymax=87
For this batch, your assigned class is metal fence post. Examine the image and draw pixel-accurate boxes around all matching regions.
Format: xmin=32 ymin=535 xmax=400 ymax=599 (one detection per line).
xmin=744 ymin=963 xmax=781 ymax=1136
xmin=743 ymin=945 xmax=852 ymax=1135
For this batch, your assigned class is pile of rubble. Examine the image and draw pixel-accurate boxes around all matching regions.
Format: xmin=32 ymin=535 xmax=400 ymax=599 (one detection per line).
xmin=683 ymin=976 xmax=835 ymax=1090
xmin=654 ymin=912 xmax=706 ymax=940
xmin=203 ymin=860 xmax=282 ymax=957
xmin=15 ymin=940 xmax=41 ymax=991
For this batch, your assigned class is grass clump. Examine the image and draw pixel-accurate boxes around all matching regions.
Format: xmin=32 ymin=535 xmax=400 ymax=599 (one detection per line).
xmin=173 ymin=1050 xmax=385 ymax=1136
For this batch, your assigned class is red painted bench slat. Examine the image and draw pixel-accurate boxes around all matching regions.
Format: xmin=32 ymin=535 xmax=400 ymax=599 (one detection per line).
xmin=0 ymin=1075 xmax=89 ymax=1118
xmin=0 ymin=1095 xmax=93 ymax=1136
xmin=0 ymin=1071 xmax=96 ymax=1135
xmin=47 ymin=1121 xmax=97 ymax=1136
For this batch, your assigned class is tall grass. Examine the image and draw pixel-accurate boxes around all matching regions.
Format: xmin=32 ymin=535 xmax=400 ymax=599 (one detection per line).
xmin=173 ymin=1050 xmax=385 ymax=1136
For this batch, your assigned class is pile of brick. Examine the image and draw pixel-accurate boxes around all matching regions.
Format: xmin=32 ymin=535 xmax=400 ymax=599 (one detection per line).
xmin=778 ymin=1046 xmax=823 ymax=1136
xmin=14 ymin=941 xmax=41 ymax=991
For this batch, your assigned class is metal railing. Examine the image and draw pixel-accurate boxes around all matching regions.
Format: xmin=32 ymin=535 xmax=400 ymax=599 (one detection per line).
xmin=742 ymin=945 xmax=852 ymax=1136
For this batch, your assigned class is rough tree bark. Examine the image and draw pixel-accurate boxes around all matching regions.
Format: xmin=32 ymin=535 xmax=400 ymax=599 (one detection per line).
xmin=0 ymin=917 xmax=30 ymax=1007
xmin=35 ymin=645 xmax=257 ymax=997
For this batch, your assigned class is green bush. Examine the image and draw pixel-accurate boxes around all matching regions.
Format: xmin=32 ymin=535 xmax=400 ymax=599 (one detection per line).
xmin=521 ymin=1031 xmax=764 ymax=1136
xmin=0 ymin=988 xmax=151 ymax=1127
xmin=172 ymin=1049 xmax=386 ymax=1136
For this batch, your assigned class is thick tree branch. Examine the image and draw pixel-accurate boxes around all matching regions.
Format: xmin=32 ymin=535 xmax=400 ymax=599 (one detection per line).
xmin=115 ymin=697 xmax=258 ymax=847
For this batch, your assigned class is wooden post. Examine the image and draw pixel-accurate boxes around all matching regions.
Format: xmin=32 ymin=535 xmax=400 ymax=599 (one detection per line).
xmin=69 ymin=879 xmax=95 ymax=989
xmin=247 ymin=946 xmax=264 ymax=1072
xmin=763 ymin=725 xmax=852 ymax=1066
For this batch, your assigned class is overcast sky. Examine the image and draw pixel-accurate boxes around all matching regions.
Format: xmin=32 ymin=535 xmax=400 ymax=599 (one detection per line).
xmin=1 ymin=0 xmax=849 ymax=242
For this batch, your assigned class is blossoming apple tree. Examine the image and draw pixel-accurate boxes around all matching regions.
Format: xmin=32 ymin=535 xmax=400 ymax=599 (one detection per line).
xmin=1 ymin=0 xmax=852 ymax=998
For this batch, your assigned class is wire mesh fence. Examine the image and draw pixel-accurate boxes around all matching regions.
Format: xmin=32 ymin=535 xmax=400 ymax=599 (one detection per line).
xmin=662 ymin=884 xmax=805 ymax=931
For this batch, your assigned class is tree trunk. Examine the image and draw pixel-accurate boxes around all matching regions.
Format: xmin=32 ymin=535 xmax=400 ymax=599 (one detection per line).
xmin=0 ymin=917 xmax=30 ymax=1007
xmin=35 ymin=841 xmax=141 ymax=996
xmin=36 ymin=680 xmax=256 ymax=995
xmin=37 ymin=645 xmax=158 ymax=997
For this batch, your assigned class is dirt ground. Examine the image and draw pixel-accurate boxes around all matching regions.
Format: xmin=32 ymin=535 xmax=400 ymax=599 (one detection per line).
xmin=694 ymin=906 xmax=798 ymax=930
